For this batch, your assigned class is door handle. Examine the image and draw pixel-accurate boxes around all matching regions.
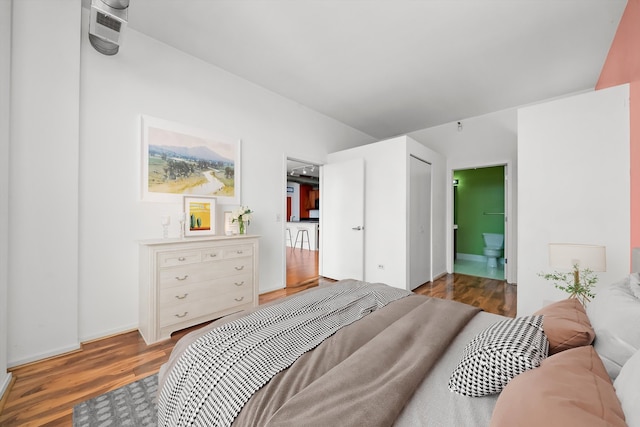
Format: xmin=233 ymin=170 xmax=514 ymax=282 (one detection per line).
xmin=352 ymin=226 xmax=363 ymax=231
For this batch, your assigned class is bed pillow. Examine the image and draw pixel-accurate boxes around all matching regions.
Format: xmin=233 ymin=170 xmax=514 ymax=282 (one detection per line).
xmin=614 ymin=349 xmax=640 ymax=427
xmin=490 ymin=346 xmax=626 ymax=427
xmin=587 ymin=275 xmax=640 ymax=379
xmin=533 ymin=298 xmax=594 ymax=354
xmin=448 ymin=315 xmax=548 ymax=397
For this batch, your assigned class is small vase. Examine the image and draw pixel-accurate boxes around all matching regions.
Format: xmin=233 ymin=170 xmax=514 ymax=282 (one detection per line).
xmin=239 ymin=220 xmax=245 ymax=235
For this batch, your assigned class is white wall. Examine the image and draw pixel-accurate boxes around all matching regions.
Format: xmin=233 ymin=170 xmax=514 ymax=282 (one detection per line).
xmin=8 ymin=0 xmax=82 ymax=366
xmin=0 ymin=0 xmax=11 ymax=398
xmin=517 ymin=85 xmax=630 ymax=315
xmin=408 ymin=109 xmax=518 ymax=283
xmin=75 ymin=13 xmax=372 ymax=345
xmin=327 ymin=136 xmax=445 ymax=290
xmin=5 ymin=4 xmax=373 ymax=366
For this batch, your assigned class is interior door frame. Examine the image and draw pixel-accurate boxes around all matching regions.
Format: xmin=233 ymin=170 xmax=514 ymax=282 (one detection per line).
xmin=282 ymin=154 xmax=323 ymax=288
xmin=447 ymin=160 xmax=516 ymax=284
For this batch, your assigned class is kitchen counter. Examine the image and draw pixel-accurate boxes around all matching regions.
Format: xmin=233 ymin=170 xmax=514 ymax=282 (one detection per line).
xmin=287 ymin=221 xmax=319 ymax=250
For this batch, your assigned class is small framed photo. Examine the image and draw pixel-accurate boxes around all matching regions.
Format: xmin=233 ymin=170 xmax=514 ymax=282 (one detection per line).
xmin=183 ymin=196 xmax=216 ymax=236
xmin=224 ymin=211 xmax=239 ymax=235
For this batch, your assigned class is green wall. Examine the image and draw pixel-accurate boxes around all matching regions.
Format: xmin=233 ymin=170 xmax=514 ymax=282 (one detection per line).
xmin=454 ymin=166 xmax=505 ymax=256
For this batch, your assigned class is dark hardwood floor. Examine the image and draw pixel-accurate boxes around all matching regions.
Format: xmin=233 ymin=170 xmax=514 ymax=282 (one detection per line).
xmin=284 ymin=246 xmax=516 ymax=317
xmin=285 ymin=246 xmax=319 ymax=287
xmin=415 ymin=273 xmax=517 ymax=318
xmin=0 ymin=265 xmax=515 ymax=426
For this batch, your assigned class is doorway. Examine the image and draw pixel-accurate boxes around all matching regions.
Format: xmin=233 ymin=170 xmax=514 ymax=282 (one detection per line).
xmin=285 ymin=158 xmax=321 ymax=286
xmin=453 ymin=165 xmax=506 ymax=280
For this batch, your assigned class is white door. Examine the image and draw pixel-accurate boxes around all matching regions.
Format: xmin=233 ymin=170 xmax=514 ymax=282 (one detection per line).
xmin=409 ymin=156 xmax=431 ymax=290
xmin=320 ymin=158 xmax=365 ymax=280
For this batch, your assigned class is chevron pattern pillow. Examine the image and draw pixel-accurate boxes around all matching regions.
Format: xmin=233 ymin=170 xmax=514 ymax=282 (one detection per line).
xmin=449 ymin=315 xmax=549 ymax=397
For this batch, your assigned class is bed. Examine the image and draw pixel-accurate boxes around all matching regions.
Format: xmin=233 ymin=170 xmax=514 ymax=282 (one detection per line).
xmin=157 ymin=277 xmax=640 ymax=427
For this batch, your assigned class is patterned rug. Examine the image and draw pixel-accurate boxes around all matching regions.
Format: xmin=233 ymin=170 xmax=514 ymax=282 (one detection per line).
xmin=73 ymin=374 xmax=158 ymax=426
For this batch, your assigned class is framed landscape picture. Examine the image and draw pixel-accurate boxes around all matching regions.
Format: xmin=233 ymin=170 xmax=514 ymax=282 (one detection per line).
xmin=183 ymin=196 xmax=216 ymax=236
xmin=141 ymin=115 xmax=241 ymax=204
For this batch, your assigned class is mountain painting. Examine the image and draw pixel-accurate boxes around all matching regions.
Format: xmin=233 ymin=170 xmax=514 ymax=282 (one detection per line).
xmin=141 ymin=116 xmax=240 ymax=203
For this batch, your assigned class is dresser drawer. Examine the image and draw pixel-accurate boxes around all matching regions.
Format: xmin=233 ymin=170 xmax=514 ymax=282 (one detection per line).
xmin=159 ymin=262 xmax=217 ymax=289
xmin=201 ymin=247 xmax=223 ymax=261
xmin=159 ymin=258 xmax=253 ymax=289
xmin=159 ymin=285 xmax=253 ymax=328
xmin=203 ymin=257 xmax=253 ymax=278
xmin=158 ymin=250 xmax=201 ymax=267
xmin=222 ymin=245 xmax=253 ymax=259
xmin=159 ymin=273 xmax=253 ymax=309
xmin=159 ymin=281 xmax=212 ymax=309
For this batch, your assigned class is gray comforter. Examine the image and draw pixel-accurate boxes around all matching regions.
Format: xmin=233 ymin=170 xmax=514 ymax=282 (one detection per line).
xmin=158 ymin=280 xmax=481 ymax=427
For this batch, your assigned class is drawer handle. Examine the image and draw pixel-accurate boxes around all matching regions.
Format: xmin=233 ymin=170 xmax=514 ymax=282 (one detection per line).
xmin=234 ymin=281 xmax=244 ymax=287
xmin=236 ymin=250 xmax=244 ymax=254
xmin=175 ymin=293 xmax=188 ymax=299
xmin=234 ymin=265 xmax=245 ymax=271
xmin=178 ymin=257 xmax=186 ymax=261
xmin=175 ymin=312 xmax=188 ymax=318
xmin=209 ymin=253 xmax=218 ymax=258
xmin=234 ymin=296 xmax=244 ymax=302
xmin=175 ymin=275 xmax=189 ymax=281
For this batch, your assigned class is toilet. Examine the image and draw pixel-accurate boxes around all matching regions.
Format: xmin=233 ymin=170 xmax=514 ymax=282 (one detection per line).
xmin=482 ymin=233 xmax=504 ymax=269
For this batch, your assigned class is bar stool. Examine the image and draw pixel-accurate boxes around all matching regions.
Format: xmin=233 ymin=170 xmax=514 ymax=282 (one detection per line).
xmin=294 ymin=227 xmax=311 ymax=251
xmin=286 ymin=227 xmax=293 ymax=247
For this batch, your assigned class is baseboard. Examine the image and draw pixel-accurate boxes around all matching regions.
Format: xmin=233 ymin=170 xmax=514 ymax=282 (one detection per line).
xmin=8 ymin=322 xmax=142 ymax=368
xmin=259 ymin=284 xmax=285 ymax=294
xmin=0 ymin=372 xmax=13 ymax=412
xmin=456 ymin=253 xmax=505 ymax=265
xmin=432 ymin=271 xmax=447 ymax=281
xmin=456 ymin=253 xmax=486 ymax=262
xmin=8 ymin=342 xmax=80 ymax=369
xmin=79 ymin=323 xmax=138 ymax=344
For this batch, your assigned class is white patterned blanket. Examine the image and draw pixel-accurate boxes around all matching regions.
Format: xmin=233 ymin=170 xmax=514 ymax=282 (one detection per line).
xmin=157 ymin=280 xmax=411 ymax=427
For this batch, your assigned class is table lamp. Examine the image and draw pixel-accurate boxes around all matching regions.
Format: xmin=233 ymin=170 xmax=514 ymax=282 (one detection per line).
xmin=547 ymin=243 xmax=606 ymax=303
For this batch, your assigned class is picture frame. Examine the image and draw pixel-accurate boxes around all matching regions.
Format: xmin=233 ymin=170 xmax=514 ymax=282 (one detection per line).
xmin=183 ymin=196 xmax=216 ymax=237
xmin=224 ymin=211 xmax=239 ymax=236
xmin=141 ymin=115 xmax=241 ymax=204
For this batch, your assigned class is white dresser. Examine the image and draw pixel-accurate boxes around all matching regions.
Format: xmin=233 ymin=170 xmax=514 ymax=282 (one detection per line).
xmin=138 ymin=235 xmax=259 ymax=345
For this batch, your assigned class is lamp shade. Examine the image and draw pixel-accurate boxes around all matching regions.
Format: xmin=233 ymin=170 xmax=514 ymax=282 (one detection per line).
xmin=548 ymin=244 xmax=606 ymax=272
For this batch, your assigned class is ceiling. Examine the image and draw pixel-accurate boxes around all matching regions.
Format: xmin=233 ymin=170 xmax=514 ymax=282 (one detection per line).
xmin=286 ymin=159 xmax=320 ymax=184
xmin=111 ymin=1 xmax=626 ymax=139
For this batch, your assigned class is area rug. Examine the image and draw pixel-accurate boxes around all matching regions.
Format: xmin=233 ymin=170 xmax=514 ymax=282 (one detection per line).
xmin=73 ymin=373 xmax=158 ymax=426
